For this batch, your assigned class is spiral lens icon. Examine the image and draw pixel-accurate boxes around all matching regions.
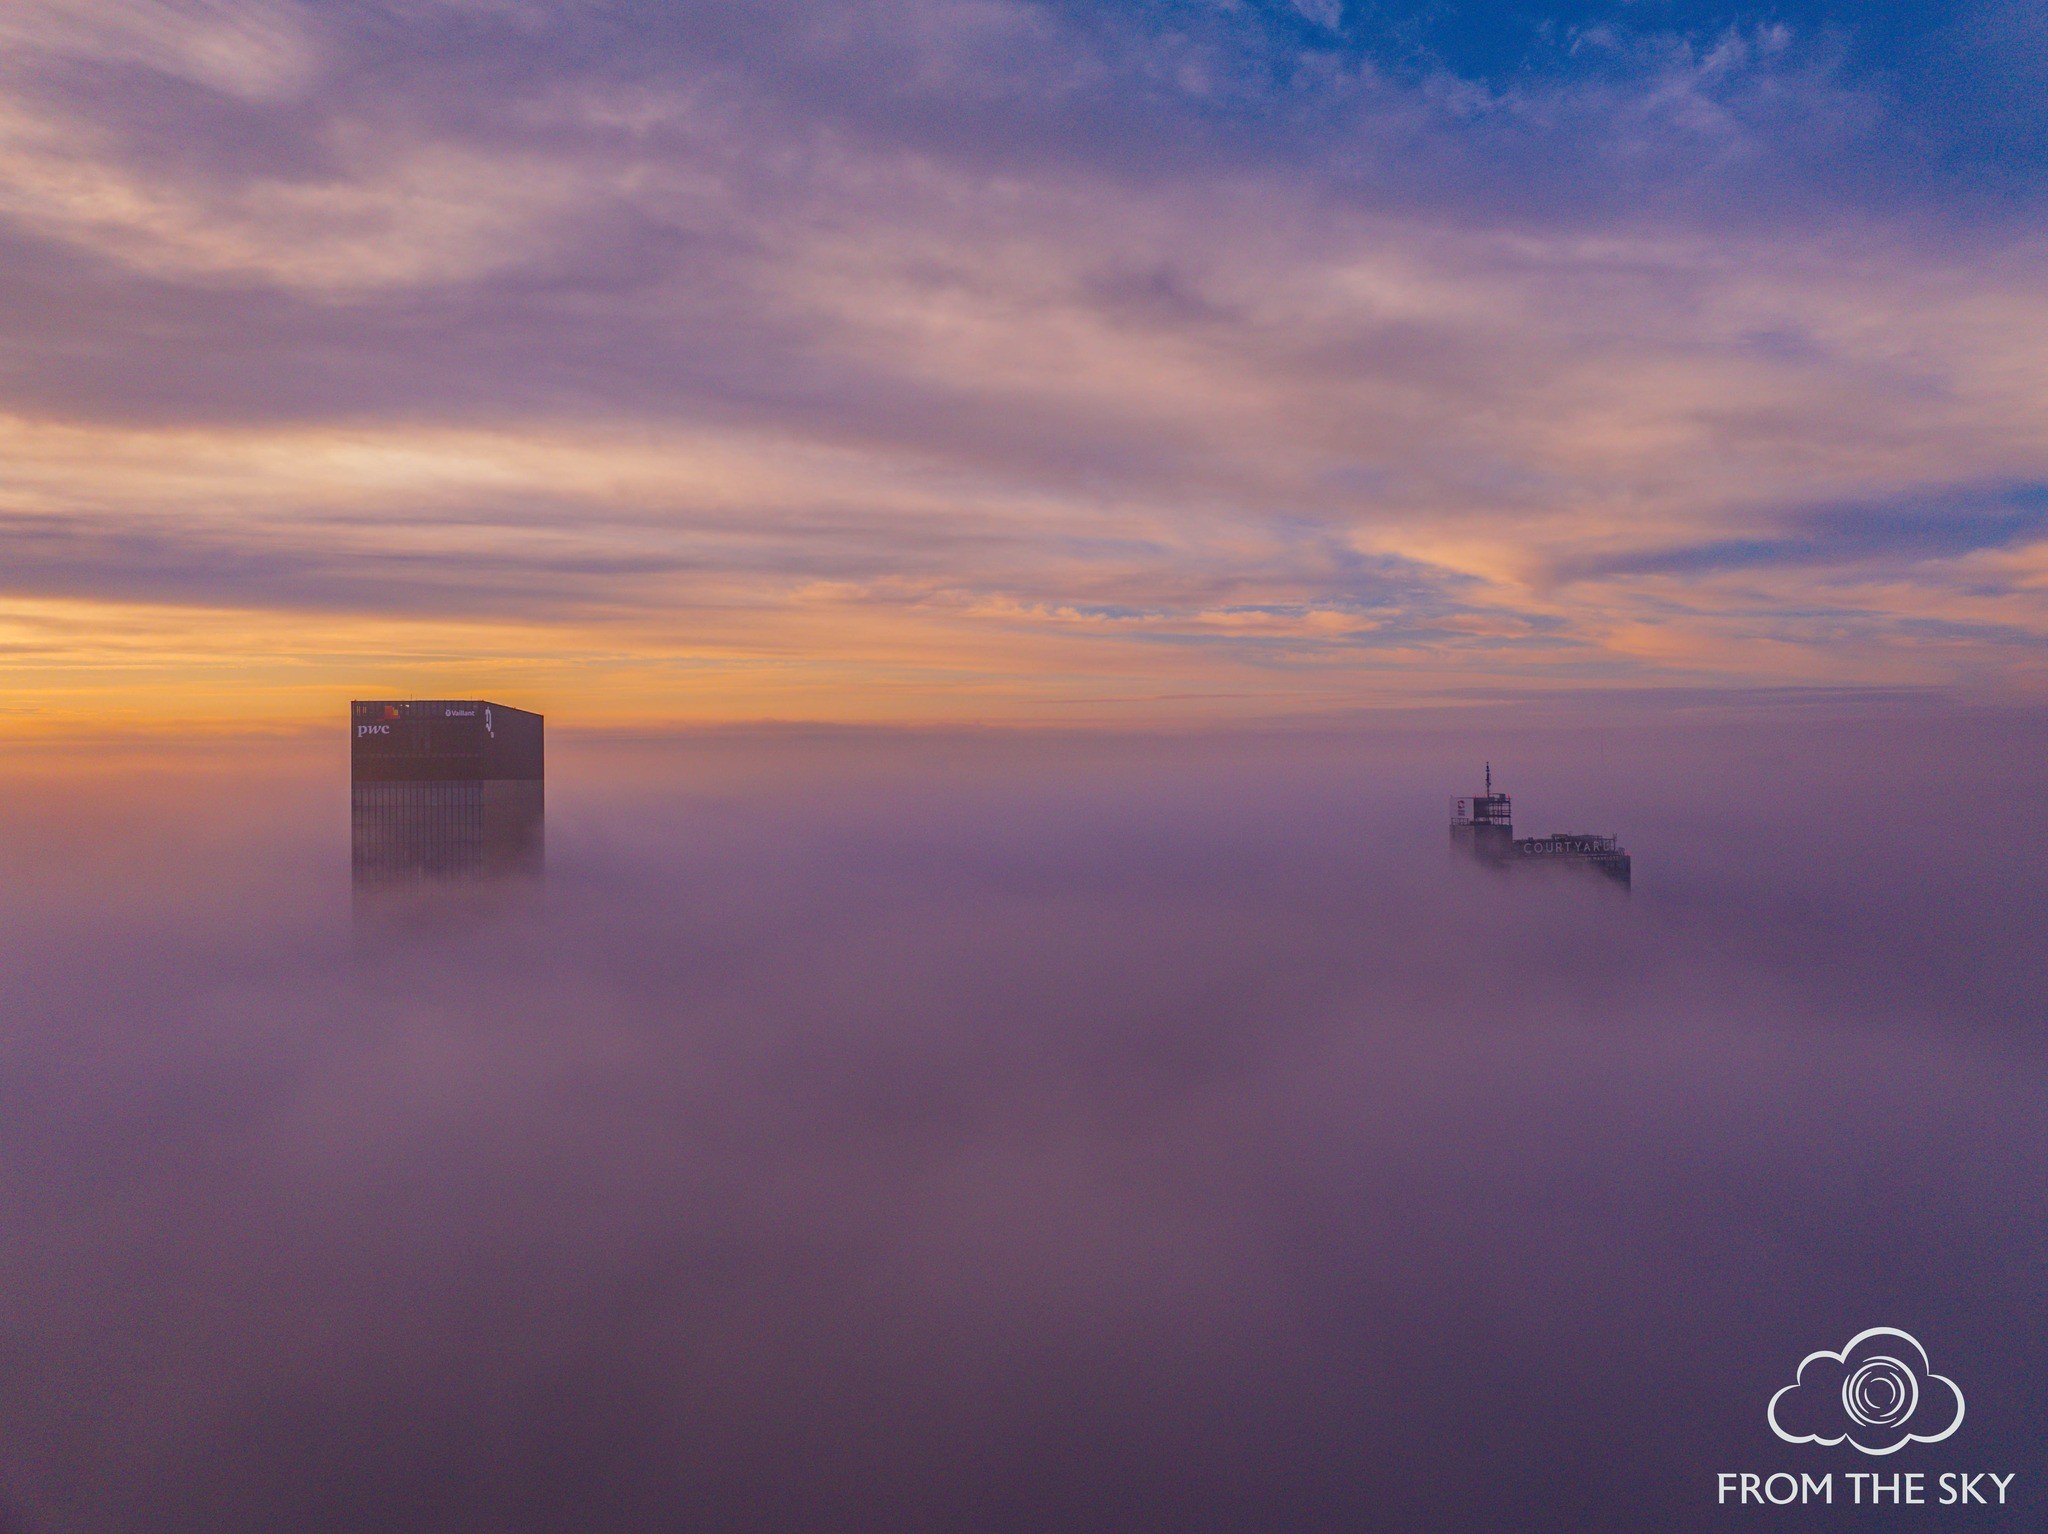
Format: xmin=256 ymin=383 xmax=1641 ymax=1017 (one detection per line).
xmin=1769 ymin=1328 xmax=1962 ymax=1453
xmin=1842 ymin=1356 xmax=1919 ymax=1431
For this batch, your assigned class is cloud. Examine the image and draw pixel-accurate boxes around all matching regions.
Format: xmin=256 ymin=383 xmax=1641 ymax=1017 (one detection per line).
xmin=0 ymin=1 xmax=2043 ymax=720
xmin=0 ymin=0 xmax=318 ymax=101
xmin=0 ymin=98 xmax=594 ymax=292
xmin=1291 ymin=0 xmax=1344 ymax=32
xmin=1768 ymin=1328 xmax=1965 ymax=1455
xmin=1558 ymin=484 xmax=2048 ymax=579
xmin=0 ymin=711 xmax=2044 ymax=1522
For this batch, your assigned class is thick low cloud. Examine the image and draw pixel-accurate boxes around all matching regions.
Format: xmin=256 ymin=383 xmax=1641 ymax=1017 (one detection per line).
xmin=0 ymin=705 xmax=2043 ymax=1530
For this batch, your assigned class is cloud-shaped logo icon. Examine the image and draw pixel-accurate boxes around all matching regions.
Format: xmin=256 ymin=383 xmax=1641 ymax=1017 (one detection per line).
xmin=1768 ymin=1329 xmax=1964 ymax=1455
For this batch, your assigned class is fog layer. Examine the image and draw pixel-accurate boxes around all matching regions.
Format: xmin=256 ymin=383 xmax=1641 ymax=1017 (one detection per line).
xmin=0 ymin=705 xmax=2042 ymax=1531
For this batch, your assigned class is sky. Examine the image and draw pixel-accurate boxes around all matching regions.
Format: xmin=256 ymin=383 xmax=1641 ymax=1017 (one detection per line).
xmin=2 ymin=0 xmax=2045 ymax=727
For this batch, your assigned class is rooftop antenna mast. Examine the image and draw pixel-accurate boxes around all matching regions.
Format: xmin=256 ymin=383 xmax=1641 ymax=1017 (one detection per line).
xmin=1485 ymin=761 xmax=1492 ymax=796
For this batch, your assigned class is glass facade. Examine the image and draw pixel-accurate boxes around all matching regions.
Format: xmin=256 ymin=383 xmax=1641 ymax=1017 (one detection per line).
xmin=352 ymin=780 xmax=544 ymax=885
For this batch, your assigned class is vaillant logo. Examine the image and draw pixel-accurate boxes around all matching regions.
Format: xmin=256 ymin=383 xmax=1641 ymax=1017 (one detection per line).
xmin=1717 ymin=1330 xmax=2015 ymax=1508
xmin=1769 ymin=1328 xmax=1964 ymax=1454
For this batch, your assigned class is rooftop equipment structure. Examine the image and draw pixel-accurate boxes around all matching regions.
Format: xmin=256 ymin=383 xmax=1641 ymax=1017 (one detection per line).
xmin=1448 ymin=761 xmax=1516 ymax=866
xmin=1450 ymin=763 xmax=1631 ymax=890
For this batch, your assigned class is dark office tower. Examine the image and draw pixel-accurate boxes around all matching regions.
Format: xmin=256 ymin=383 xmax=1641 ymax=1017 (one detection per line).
xmin=351 ymin=700 xmax=544 ymax=885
